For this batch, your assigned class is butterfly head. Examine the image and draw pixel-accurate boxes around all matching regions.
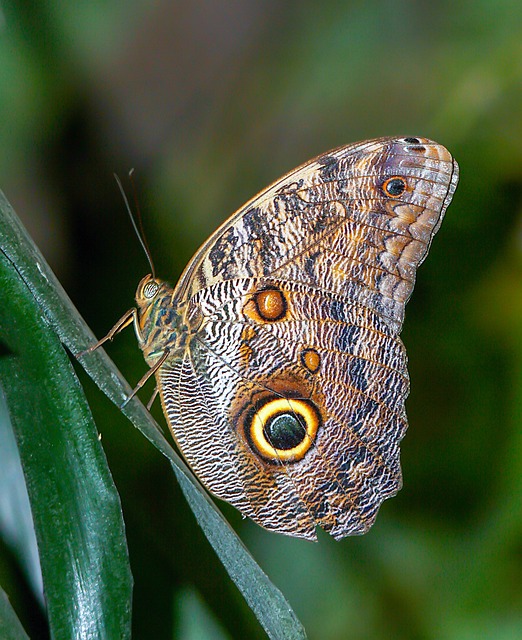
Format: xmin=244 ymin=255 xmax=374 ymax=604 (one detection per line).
xmin=135 ymin=273 xmax=165 ymax=305
xmin=134 ymin=274 xmax=180 ymax=363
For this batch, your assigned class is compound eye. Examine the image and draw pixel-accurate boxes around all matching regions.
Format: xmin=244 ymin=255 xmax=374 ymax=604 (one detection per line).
xmin=137 ymin=275 xmax=160 ymax=301
xmin=143 ymin=280 xmax=160 ymax=299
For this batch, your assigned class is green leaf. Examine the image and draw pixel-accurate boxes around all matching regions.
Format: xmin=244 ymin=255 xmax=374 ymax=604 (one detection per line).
xmin=0 ymin=192 xmax=306 ymax=639
xmin=0 ymin=385 xmax=43 ymax=603
xmin=0 ymin=240 xmax=132 ymax=638
xmin=0 ymin=584 xmax=30 ymax=640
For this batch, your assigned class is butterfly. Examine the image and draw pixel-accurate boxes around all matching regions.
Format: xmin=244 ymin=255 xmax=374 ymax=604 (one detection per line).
xmin=85 ymin=137 xmax=458 ymax=541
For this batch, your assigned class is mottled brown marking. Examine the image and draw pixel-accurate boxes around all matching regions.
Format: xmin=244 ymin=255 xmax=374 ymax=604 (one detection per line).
xmin=296 ymin=188 xmax=313 ymax=202
xmin=239 ymin=325 xmax=257 ymax=365
xmin=394 ymin=204 xmax=418 ymax=225
xmin=384 ymin=235 xmax=407 ymax=258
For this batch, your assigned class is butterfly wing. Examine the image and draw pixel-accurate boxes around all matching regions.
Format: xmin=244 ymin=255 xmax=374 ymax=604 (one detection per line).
xmin=160 ymin=137 xmax=458 ymax=540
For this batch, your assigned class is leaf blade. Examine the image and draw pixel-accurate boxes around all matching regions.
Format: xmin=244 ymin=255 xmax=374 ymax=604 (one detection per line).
xmin=0 ymin=192 xmax=306 ymax=640
xmin=0 ymin=584 xmax=30 ymax=640
xmin=0 ymin=222 xmax=133 ymax=639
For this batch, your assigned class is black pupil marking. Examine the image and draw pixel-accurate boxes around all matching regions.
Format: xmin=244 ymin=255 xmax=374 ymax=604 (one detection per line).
xmin=385 ymin=178 xmax=406 ymax=196
xmin=404 ymin=137 xmax=420 ymax=143
xmin=264 ymin=413 xmax=306 ymax=450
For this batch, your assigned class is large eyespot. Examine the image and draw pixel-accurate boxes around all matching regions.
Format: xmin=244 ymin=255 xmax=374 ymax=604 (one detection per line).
xmin=382 ymin=176 xmax=407 ymax=198
xmin=246 ymin=397 xmax=321 ymax=463
xmin=403 ymin=137 xmax=420 ymax=144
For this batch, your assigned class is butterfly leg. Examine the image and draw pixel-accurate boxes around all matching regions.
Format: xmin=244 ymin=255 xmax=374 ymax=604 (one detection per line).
xmin=122 ymin=348 xmax=170 ymax=407
xmin=76 ymin=308 xmax=136 ymax=358
xmin=146 ymin=387 xmax=159 ymax=411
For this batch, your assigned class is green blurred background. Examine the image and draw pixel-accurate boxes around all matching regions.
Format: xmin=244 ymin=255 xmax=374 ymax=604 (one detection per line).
xmin=1 ymin=1 xmax=522 ymax=638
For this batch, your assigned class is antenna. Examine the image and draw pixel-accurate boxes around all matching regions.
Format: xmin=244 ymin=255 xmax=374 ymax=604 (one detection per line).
xmin=114 ymin=171 xmax=156 ymax=279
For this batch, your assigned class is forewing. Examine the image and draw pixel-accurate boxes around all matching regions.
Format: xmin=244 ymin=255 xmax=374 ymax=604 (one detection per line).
xmin=175 ymin=136 xmax=459 ymax=333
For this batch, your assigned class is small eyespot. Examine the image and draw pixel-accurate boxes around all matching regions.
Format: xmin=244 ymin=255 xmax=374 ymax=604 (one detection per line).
xmin=143 ymin=280 xmax=160 ymax=299
xmin=382 ymin=176 xmax=407 ymax=198
xmin=404 ymin=137 xmax=420 ymax=144
xmin=301 ymin=348 xmax=321 ymax=374
xmin=255 ymin=288 xmax=287 ymax=321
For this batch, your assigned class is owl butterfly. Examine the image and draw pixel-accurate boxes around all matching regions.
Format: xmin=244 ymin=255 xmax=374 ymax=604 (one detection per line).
xmin=86 ymin=137 xmax=458 ymax=541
